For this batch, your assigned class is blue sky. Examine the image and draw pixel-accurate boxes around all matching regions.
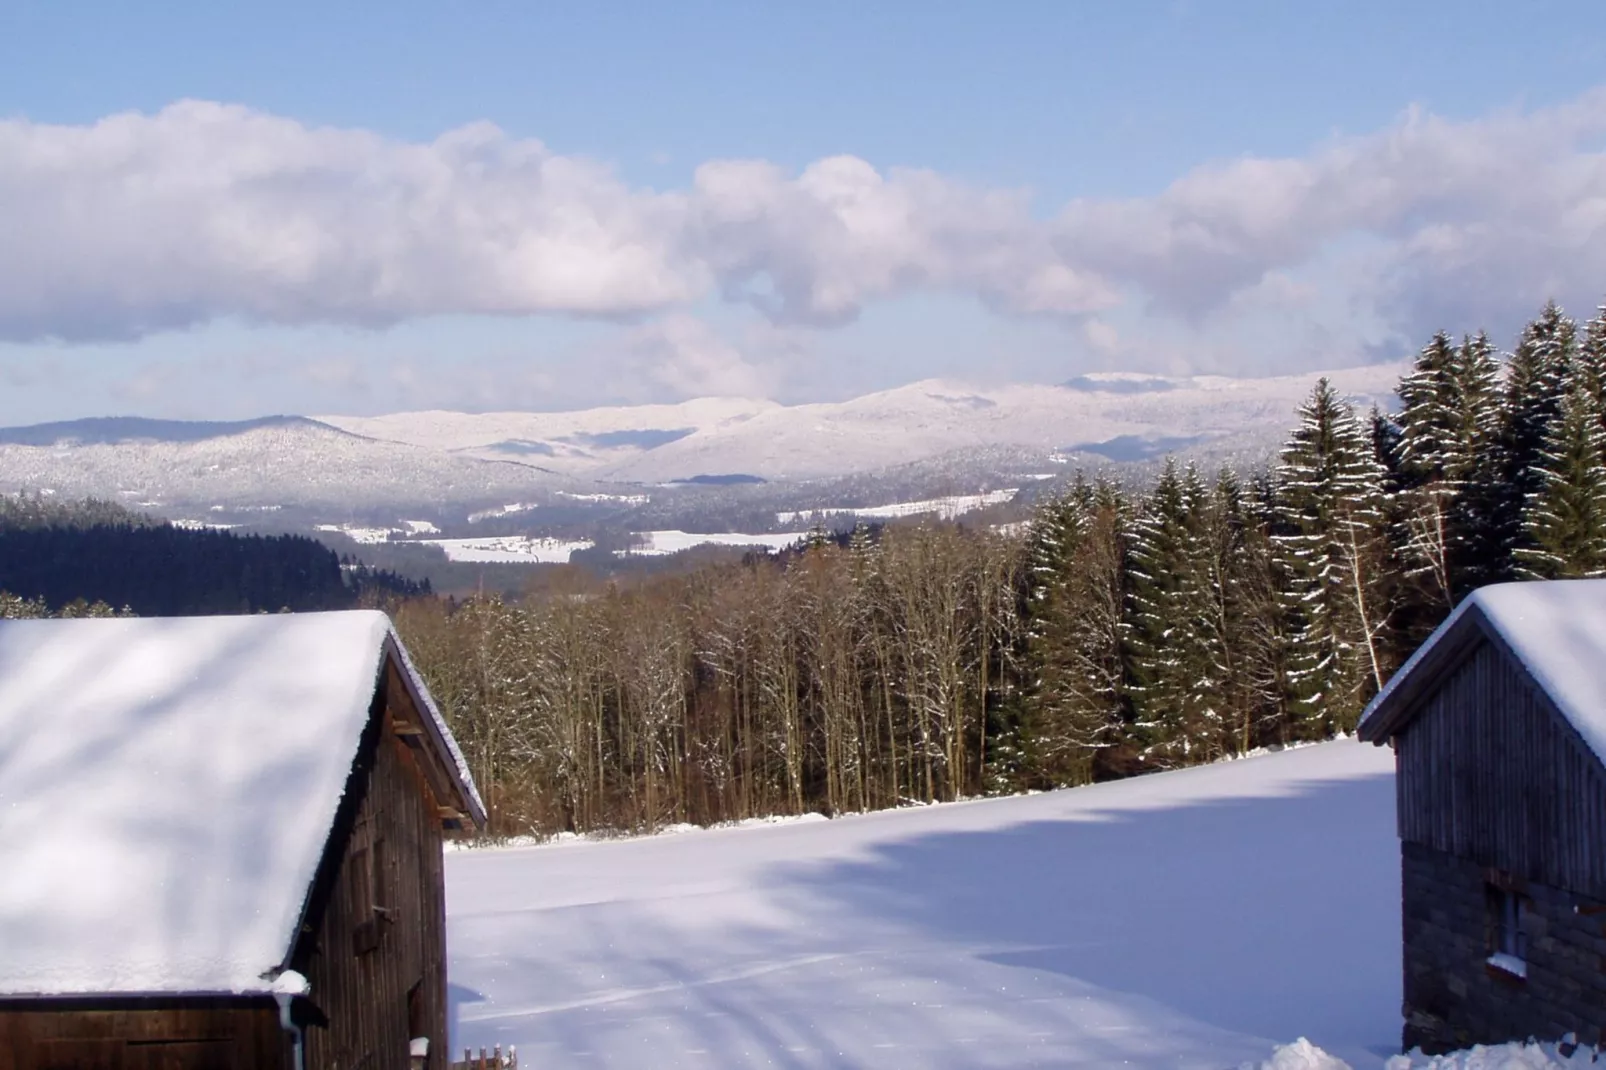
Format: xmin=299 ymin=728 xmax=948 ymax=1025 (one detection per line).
xmin=2 ymin=1 xmax=1604 ymax=422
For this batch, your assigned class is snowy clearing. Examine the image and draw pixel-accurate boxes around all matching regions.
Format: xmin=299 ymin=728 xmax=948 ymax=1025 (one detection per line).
xmin=620 ymin=530 xmax=810 ymax=556
xmin=421 ymin=535 xmax=595 ymax=564
xmin=445 ymin=739 xmax=1401 ymax=1068
xmin=468 ymin=502 xmax=541 ymax=523
xmin=557 ymin=491 xmax=652 ymax=505
xmin=313 ymin=523 xmax=398 ymax=544
xmin=777 ymin=489 xmax=1018 ymax=525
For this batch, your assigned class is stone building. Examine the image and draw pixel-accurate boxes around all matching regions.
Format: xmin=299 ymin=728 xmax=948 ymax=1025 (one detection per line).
xmin=1359 ymin=580 xmax=1606 ymax=1052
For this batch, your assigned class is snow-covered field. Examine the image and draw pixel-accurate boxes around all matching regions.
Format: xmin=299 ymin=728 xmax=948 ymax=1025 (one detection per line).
xmin=622 ymin=530 xmax=811 ymax=556
xmin=421 ymin=535 xmax=596 ymax=563
xmin=445 ymin=740 xmax=1402 ymax=1068
xmin=777 ymin=489 xmax=1019 ymax=525
xmin=314 ymin=523 xmax=398 ymax=544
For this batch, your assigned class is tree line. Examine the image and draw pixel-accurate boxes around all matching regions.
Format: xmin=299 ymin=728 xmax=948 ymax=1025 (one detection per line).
xmin=0 ymin=495 xmax=429 ymax=615
xmin=392 ymin=298 xmax=1606 ymax=838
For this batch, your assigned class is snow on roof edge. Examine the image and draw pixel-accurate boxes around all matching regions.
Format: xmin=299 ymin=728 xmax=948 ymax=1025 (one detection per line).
xmin=1356 ymin=593 xmax=1478 ymax=739
xmin=1360 ymin=580 xmax=1606 ymax=773
xmin=383 ymin=625 xmax=486 ymax=825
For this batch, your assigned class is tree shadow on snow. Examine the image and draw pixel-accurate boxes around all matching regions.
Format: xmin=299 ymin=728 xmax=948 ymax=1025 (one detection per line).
xmin=449 ymin=763 xmax=1402 ymax=1067
xmin=764 ymin=769 xmax=1401 ymax=1059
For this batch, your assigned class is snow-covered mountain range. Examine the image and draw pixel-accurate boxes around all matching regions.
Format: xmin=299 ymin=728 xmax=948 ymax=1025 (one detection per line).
xmin=0 ymin=364 xmax=1405 ymax=515
xmin=320 ymin=363 xmax=1404 ymax=484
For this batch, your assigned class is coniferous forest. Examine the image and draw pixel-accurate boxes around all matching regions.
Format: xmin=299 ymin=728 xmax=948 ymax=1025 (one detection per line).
xmin=0 ymin=495 xmax=428 ymax=616
xmin=390 ymin=299 xmax=1606 ymax=837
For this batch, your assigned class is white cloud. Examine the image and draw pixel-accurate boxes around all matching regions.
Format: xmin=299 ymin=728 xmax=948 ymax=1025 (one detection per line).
xmin=622 ymin=314 xmax=775 ymax=400
xmin=1054 ymin=89 xmax=1606 ymax=337
xmin=0 ymin=102 xmax=698 ymax=340
xmin=688 ymin=155 xmax=1116 ymax=324
xmin=2 ymin=91 xmax=1605 ymax=366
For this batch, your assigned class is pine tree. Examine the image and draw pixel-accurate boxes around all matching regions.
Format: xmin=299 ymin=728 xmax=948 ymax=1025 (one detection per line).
xmin=1272 ymin=379 xmax=1393 ymax=735
xmin=1513 ymin=376 xmax=1606 ymax=579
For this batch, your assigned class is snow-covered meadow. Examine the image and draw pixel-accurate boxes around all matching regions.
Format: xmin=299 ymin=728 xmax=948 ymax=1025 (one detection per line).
xmin=445 ymin=740 xmax=1404 ymax=1068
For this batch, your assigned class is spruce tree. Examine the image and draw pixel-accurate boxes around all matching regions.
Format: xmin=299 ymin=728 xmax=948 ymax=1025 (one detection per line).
xmin=1393 ymin=330 xmax=1503 ymax=606
xmin=1022 ymin=475 xmax=1129 ymax=784
xmin=1272 ymin=379 xmax=1392 ymax=735
xmin=1237 ymin=470 xmax=1299 ymax=746
xmin=1513 ymin=376 xmax=1606 ymax=579
xmin=1191 ymin=466 xmax=1254 ymax=757
xmin=1577 ymin=301 xmax=1606 ymax=420
xmin=1396 ymin=331 xmax=1459 ymax=488
xmin=1124 ymin=459 xmax=1212 ymax=765
xmin=1494 ymin=302 xmax=1579 ymax=577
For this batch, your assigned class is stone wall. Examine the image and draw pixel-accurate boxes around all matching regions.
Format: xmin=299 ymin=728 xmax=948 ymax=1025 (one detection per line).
xmin=1402 ymin=840 xmax=1606 ymax=1052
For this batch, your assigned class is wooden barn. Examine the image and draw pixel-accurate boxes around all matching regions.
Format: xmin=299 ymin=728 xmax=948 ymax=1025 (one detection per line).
xmin=0 ymin=611 xmax=485 ymax=1070
xmin=1359 ymin=579 xmax=1606 ymax=1052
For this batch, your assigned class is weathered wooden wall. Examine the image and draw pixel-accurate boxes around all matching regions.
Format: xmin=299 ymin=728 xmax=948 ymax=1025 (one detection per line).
xmin=0 ymin=999 xmax=285 ymax=1069
xmin=298 ymin=664 xmax=450 ymax=1070
xmin=1397 ymin=637 xmax=1606 ymax=899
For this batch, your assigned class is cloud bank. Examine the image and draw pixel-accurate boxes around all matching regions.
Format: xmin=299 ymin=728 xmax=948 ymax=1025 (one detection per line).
xmin=2 ymin=92 xmax=1604 ymax=352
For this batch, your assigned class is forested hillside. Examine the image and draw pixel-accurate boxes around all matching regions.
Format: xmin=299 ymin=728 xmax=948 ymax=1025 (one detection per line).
xmin=0 ymin=496 xmax=428 ymax=615
xmin=395 ymin=299 xmax=1606 ymax=838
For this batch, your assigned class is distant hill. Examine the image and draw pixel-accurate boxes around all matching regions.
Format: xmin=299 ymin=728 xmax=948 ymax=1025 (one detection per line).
xmin=0 ymin=363 xmax=1404 ymax=514
xmin=0 ymin=414 xmax=334 ymax=446
xmin=321 ymin=363 xmax=1403 ymax=484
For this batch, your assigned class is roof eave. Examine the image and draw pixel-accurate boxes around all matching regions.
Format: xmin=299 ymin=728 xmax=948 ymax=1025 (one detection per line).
xmin=1358 ymin=601 xmax=1493 ymax=743
xmin=381 ymin=633 xmax=488 ymax=829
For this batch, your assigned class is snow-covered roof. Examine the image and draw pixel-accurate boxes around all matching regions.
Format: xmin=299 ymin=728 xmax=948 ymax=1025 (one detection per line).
xmin=1358 ymin=580 xmax=1606 ymax=764
xmin=0 ymin=610 xmax=482 ymax=997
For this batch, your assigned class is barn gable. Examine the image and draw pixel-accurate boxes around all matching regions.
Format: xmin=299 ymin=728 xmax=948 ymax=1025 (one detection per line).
xmin=0 ymin=611 xmax=482 ymax=1000
xmin=1390 ymin=636 xmax=1606 ymax=897
xmin=1361 ymin=580 xmax=1606 ymax=766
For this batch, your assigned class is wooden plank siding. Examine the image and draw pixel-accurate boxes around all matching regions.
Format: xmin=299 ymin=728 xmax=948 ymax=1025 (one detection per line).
xmin=0 ymin=999 xmax=286 ymax=1069
xmin=1397 ymin=637 xmax=1606 ymax=899
xmin=296 ymin=664 xmax=451 ymax=1070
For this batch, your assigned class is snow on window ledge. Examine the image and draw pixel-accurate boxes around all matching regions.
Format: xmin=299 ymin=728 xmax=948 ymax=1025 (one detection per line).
xmin=1486 ymin=951 xmax=1527 ymax=979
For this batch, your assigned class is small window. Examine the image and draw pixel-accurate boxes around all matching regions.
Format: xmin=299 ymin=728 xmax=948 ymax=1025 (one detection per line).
xmin=1486 ymin=883 xmax=1528 ymax=978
